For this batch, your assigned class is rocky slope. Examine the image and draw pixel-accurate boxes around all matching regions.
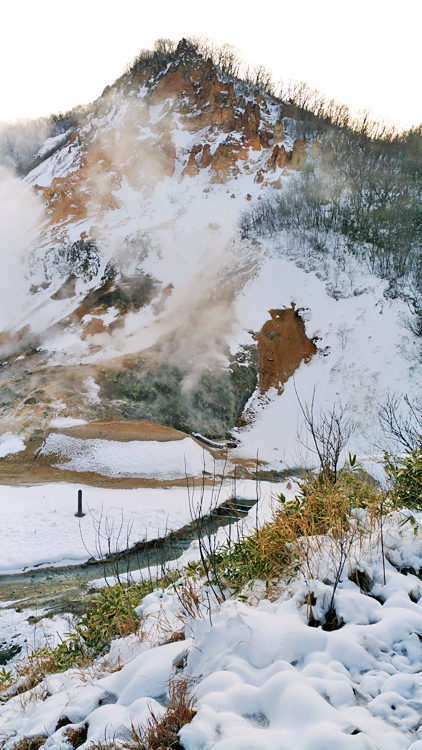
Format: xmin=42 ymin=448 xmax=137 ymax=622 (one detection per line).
xmin=0 ymin=38 xmax=420 ymax=473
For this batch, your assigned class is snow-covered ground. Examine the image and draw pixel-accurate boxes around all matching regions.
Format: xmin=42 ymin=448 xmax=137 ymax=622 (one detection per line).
xmin=0 ymin=479 xmax=280 ymax=574
xmin=230 ymin=249 xmax=422 ymax=473
xmin=39 ymin=435 xmax=223 ymax=479
xmin=0 ymin=605 xmax=72 ymax=671
xmin=1 ymin=506 xmax=422 ymax=749
xmin=0 ymin=432 xmax=26 ymax=459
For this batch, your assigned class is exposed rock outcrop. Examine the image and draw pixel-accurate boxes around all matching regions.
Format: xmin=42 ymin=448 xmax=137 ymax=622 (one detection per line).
xmin=289 ymin=138 xmax=307 ymax=170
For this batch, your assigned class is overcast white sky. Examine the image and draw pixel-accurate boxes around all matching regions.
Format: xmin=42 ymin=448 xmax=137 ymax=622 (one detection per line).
xmin=1 ymin=0 xmax=421 ymax=131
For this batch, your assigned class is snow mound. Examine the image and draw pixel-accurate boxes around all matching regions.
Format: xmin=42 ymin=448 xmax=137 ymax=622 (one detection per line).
xmin=0 ymin=432 xmax=25 ymax=458
xmin=40 ymin=435 xmax=216 ymax=478
xmin=50 ymin=417 xmax=88 ymax=427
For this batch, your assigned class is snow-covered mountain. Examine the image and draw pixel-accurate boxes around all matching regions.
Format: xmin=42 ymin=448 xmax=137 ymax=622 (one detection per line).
xmin=0 ymin=38 xmax=420 ymax=474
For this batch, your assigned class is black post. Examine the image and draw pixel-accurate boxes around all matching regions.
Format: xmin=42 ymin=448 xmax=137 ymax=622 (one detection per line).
xmin=75 ymin=489 xmax=85 ymax=517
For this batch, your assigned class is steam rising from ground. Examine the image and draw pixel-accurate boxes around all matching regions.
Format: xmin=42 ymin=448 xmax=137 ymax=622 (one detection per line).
xmin=0 ymin=167 xmax=43 ymax=332
xmin=64 ymin=88 xmax=252 ymax=383
xmin=3 ymin=73 xmax=253 ymax=431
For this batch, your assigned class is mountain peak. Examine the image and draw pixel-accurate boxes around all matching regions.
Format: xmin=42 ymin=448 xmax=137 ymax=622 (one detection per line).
xmin=174 ymin=37 xmax=203 ymax=62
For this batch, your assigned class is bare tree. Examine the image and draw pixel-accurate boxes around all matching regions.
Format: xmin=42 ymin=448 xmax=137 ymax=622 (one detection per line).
xmin=295 ymin=384 xmax=355 ymax=483
xmin=379 ymin=392 xmax=422 ymax=451
xmin=154 ymin=38 xmax=176 ymax=56
xmin=216 ymin=43 xmax=242 ymax=79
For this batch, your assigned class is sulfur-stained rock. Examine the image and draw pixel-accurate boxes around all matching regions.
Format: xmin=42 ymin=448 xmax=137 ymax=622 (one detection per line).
xmin=236 ymin=101 xmax=261 ymax=136
xmin=256 ymin=305 xmax=317 ymax=394
xmin=210 ymin=137 xmax=249 ymax=182
xmin=150 ymin=70 xmax=186 ymax=103
xmin=156 ymin=134 xmax=176 ymax=177
xmin=268 ymin=144 xmax=288 ymax=170
xmin=182 ymin=145 xmax=202 ymax=176
xmin=273 ymin=121 xmax=284 ymax=144
xmin=259 ymin=130 xmax=272 ymax=148
xmin=289 ymin=138 xmax=307 ymax=170
xmin=41 ymin=177 xmax=88 ymax=224
xmin=200 ymin=144 xmax=212 ymax=168
xmin=82 ymin=318 xmax=107 ymax=338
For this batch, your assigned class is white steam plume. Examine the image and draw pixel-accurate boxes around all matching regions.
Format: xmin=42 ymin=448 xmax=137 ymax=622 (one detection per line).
xmin=0 ymin=167 xmax=43 ymax=332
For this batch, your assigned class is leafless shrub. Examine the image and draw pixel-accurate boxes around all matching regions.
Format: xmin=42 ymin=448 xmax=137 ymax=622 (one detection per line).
xmin=78 ymin=506 xmax=135 ymax=586
xmin=153 ymin=38 xmax=176 ymax=57
xmin=244 ymin=64 xmax=275 ymax=96
xmin=279 ymin=79 xmax=397 ymax=140
xmin=379 ymin=393 xmax=422 ymax=452
xmin=295 ymin=385 xmax=355 ymax=483
xmin=186 ymin=463 xmax=229 ymax=607
xmin=172 ymin=578 xmax=203 ymax=620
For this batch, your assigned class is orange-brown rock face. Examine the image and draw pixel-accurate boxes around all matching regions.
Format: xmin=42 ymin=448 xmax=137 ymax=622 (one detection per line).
xmin=150 ymin=70 xmax=186 ymax=103
xmin=32 ymin=39 xmax=300 ymax=228
xmin=200 ymin=144 xmax=212 ymax=168
xmin=82 ymin=317 xmax=107 ymax=338
xmin=236 ymin=101 xmax=260 ymax=137
xmin=256 ymin=305 xmax=317 ymax=394
xmin=273 ymin=122 xmax=284 ymax=144
xmin=35 ymin=136 xmax=124 ymax=227
xmin=182 ymin=145 xmax=202 ymax=176
xmin=210 ymin=138 xmax=249 ymax=182
xmin=290 ymin=138 xmax=307 ymax=170
xmin=36 ymin=177 xmax=88 ymax=224
xmin=268 ymin=144 xmax=288 ymax=170
xmin=155 ymin=134 xmax=176 ymax=177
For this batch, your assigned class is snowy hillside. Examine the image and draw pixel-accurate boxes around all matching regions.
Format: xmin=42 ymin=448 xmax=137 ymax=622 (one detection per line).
xmin=0 ymin=38 xmax=420 ymax=476
xmin=1 ymin=36 xmax=422 ymax=750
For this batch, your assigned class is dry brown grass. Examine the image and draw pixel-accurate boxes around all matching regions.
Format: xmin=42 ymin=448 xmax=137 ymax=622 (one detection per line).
xmin=209 ymin=467 xmax=385 ymax=606
xmin=14 ymin=650 xmax=57 ymax=693
xmin=64 ymin=724 xmax=88 ymax=749
xmin=0 ymin=651 xmax=56 ymax=707
xmin=266 ymin=471 xmax=382 ymax=582
xmin=173 ymin=578 xmax=203 ymax=619
xmin=8 ymin=737 xmax=48 ymax=750
xmin=125 ymin=678 xmax=196 ymax=750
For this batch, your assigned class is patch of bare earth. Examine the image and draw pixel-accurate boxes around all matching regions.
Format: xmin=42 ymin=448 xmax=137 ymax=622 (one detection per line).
xmin=256 ymin=304 xmax=316 ymax=394
xmin=54 ymin=419 xmax=187 ymax=442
